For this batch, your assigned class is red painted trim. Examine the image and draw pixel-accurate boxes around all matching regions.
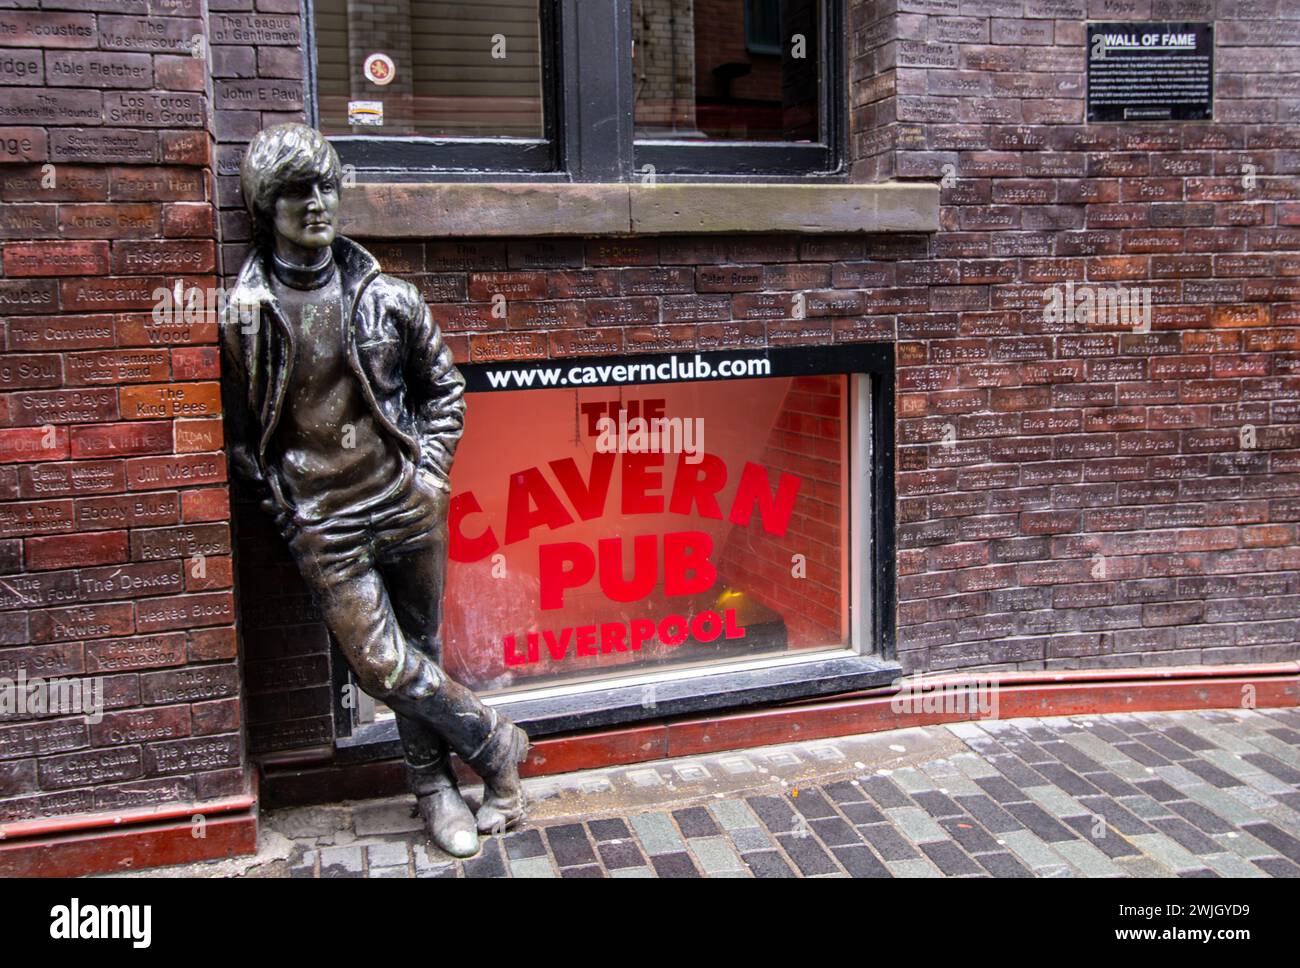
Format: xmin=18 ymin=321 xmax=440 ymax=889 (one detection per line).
xmin=0 ymin=794 xmax=256 ymax=844
xmin=259 ymin=661 xmax=1300 ymax=809
xmin=0 ymin=812 xmax=258 ymax=878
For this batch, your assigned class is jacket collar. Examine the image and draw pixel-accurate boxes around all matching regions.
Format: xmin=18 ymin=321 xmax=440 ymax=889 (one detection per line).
xmin=230 ymin=235 xmax=379 ymax=316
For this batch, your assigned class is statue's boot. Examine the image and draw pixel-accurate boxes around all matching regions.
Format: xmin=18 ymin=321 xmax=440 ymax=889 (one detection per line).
xmin=470 ymin=720 xmax=530 ymax=835
xmin=414 ymin=763 xmax=479 ymax=858
xmin=386 ymin=663 xmax=529 ymax=838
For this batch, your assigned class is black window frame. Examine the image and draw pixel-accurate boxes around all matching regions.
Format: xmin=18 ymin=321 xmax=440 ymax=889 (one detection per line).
xmin=330 ymin=343 xmax=897 ymax=748
xmin=304 ymin=0 xmax=846 ymax=182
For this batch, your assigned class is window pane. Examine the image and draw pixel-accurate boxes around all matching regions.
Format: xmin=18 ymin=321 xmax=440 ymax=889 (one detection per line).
xmin=315 ymin=0 xmax=545 ymax=138
xmin=437 ymin=374 xmax=854 ymax=696
xmin=633 ymin=0 xmax=821 ymax=142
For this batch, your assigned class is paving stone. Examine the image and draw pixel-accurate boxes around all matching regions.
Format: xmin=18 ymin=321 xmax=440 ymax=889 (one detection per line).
xmin=886 ymin=806 xmax=949 ymax=844
xmin=860 ymin=775 xmax=912 ymax=808
xmin=1112 ymin=738 xmax=1175 ymax=764
xmin=650 ymin=851 xmax=700 ymax=877
xmin=1059 ymin=815 xmax=1141 ymax=859
xmin=1133 ymin=777 xmax=1185 ymax=802
xmin=503 ymin=827 xmax=548 ymax=860
xmin=975 ymin=773 xmax=1031 ymax=804
xmin=1151 ymin=817 xmax=1226 ymax=855
xmin=1114 ymin=855 xmax=1173 ymax=878
xmin=1075 ymin=794 xmax=1155 ymax=836
xmin=1116 ymin=794 xmax=1176 ymax=821
xmin=1053 ymin=839 xmax=1125 ymax=877
xmin=351 ymin=801 xmax=424 ymax=837
xmin=413 ymin=845 xmax=458 ymax=877
xmin=1242 ymin=752 xmax=1300 ymax=785
xmin=950 ymin=751 xmax=1002 ymax=779
xmin=729 ymin=826 xmax=773 ymax=852
xmin=546 ymin=823 xmax=597 ymax=867
xmin=746 ymin=794 xmax=799 ymax=833
xmin=831 ymin=844 xmax=891 ymax=878
xmin=999 ymin=748 xmax=1054 ymax=777
xmin=809 ymin=815 xmax=861 ymax=847
xmin=1161 ymin=726 xmax=1217 ymax=753
xmin=1000 ymin=830 xmax=1068 ymax=871
xmin=858 ymin=822 xmax=921 ymax=861
xmin=319 ymin=846 xmax=364 ymax=878
xmin=609 ymin=866 xmax=654 ymax=878
xmin=1155 ymin=763 xmax=1214 ymax=792
xmin=886 ymin=858 xmax=942 ymax=878
xmin=1127 ymin=833 xmax=1205 ymax=873
xmin=890 ymin=767 xmax=937 ymax=794
xmin=920 ymin=840 xmax=982 ymax=876
xmin=672 ymin=806 xmax=721 ymax=837
xmin=838 ymin=798 xmax=888 ymax=825
xmin=709 ymin=798 xmax=758 ymax=830
xmin=1252 ymin=856 xmax=1300 ymax=878
xmin=509 ymin=856 xmax=558 ymax=878
xmin=561 ymin=865 xmax=604 ymax=878
xmin=789 ymin=789 xmax=838 ymax=820
xmin=1240 ymin=822 xmax=1300 ymax=864
xmin=1031 ymin=762 xmax=1101 ymax=797
xmin=741 ymin=850 xmax=796 ymax=878
xmin=913 ymin=789 xmax=965 ymax=819
xmin=1004 ymin=801 xmax=1080 ymax=843
xmin=1226 ymin=785 xmax=1279 ymax=811
xmin=1177 ymin=868 xmax=1218 ymax=878
xmin=688 ymin=836 xmax=742 ymax=874
xmin=955 ymin=793 xmax=1024 ymax=834
xmin=776 ymin=833 xmax=839 ymax=875
xmin=462 ymin=840 xmax=508 ymax=878
xmin=822 ymin=779 xmax=866 ymax=803
xmin=974 ymin=851 xmax=1033 ymax=878
xmin=1077 ymin=770 xmax=1143 ymax=798
xmin=630 ymin=811 xmax=686 ymax=855
xmin=587 ymin=818 xmax=631 ymax=842
xmin=1180 ymin=758 xmax=1243 ymax=789
xmin=598 ymin=839 xmax=647 ymax=870
xmin=366 ymin=841 xmax=410 ymax=869
xmin=1202 ymin=851 xmax=1268 ymax=879
xmin=1134 ymin=732 xmax=1197 ymax=762
xmin=1214 ymin=829 xmax=1282 ymax=860
xmin=1024 ymin=784 xmax=1089 ymax=820
xmin=1165 ymin=799 xmax=1235 ymax=835
xmin=940 ymin=816 xmax=1002 ymax=854
xmin=1083 ymin=722 xmax=1132 ymax=745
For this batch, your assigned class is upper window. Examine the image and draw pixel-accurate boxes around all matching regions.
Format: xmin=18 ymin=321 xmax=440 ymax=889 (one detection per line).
xmin=308 ymin=0 xmax=842 ymax=179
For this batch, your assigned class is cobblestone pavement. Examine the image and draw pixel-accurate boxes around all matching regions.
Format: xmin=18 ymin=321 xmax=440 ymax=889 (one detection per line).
xmin=119 ymin=707 xmax=1300 ymax=878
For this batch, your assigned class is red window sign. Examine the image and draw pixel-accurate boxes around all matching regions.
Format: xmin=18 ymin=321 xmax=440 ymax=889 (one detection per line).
xmin=440 ymin=374 xmax=853 ymax=694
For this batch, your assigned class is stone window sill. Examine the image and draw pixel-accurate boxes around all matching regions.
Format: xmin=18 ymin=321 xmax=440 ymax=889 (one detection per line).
xmin=339 ymin=182 xmax=939 ymax=238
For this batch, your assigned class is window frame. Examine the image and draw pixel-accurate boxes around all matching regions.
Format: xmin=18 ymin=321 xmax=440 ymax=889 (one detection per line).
xmin=304 ymin=0 xmax=846 ymax=182
xmin=331 ymin=343 xmax=897 ymax=748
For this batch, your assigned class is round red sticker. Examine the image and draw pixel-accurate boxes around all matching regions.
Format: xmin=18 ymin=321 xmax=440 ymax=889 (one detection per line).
xmin=363 ymin=53 xmax=395 ymax=86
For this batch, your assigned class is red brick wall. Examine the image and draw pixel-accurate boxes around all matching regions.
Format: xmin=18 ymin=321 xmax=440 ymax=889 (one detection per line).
xmin=854 ymin=0 xmax=1300 ymax=672
xmin=0 ymin=2 xmax=245 ymax=824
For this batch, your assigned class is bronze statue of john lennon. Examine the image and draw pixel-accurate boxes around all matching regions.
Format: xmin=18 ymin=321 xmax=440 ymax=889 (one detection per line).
xmin=221 ymin=122 xmax=527 ymax=858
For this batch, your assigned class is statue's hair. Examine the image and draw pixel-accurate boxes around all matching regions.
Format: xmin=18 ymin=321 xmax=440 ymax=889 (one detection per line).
xmin=240 ymin=123 xmax=341 ymax=248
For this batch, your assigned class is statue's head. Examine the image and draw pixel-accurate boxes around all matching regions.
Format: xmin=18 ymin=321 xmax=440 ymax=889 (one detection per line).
xmin=240 ymin=123 xmax=342 ymax=256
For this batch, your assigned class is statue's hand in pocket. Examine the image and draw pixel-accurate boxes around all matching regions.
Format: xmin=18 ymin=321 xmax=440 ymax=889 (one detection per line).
xmin=260 ymin=494 xmax=296 ymax=541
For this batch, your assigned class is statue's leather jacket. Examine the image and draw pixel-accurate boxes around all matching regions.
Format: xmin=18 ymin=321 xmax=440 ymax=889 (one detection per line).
xmin=221 ymin=235 xmax=466 ymax=513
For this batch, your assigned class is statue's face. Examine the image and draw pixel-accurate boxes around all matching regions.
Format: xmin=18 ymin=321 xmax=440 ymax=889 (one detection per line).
xmin=272 ymin=173 xmax=339 ymax=251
